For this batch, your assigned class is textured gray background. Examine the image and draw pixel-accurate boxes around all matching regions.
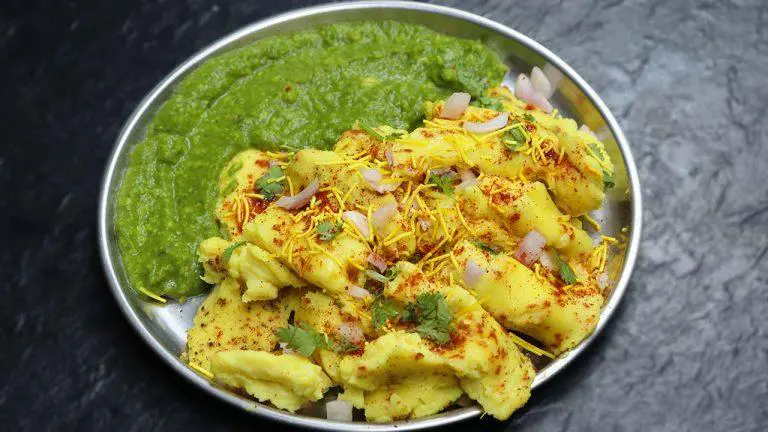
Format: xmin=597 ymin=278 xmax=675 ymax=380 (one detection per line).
xmin=1 ymin=0 xmax=767 ymax=430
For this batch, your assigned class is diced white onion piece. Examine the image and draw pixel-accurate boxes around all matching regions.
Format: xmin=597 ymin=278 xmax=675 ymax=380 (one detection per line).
xmin=337 ymin=322 xmax=364 ymax=343
xmin=429 ymin=168 xmax=457 ymax=178
xmin=278 ymin=342 xmax=296 ymax=356
xmin=457 ymin=169 xmax=478 ymax=191
xmin=463 ymin=259 xmax=486 ymax=287
xmin=360 ymin=168 xmax=399 ymax=193
xmin=514 ymin=74 xmax=553 ymax=113
xmin=367 ymin=253 xmax=387 ymax=272
xmin=348 ymin=285 xmax=371 ymax=299
xmin=539 ymin=250 xmax=557 ymax=271
xmin=456 ymin=394 xmax=475 ymax=407
xmin=440 ymin=92 xmax=471 ymax=119
xmin=342 ymin=211 xmax=370 ymax=238
xmin=530 ymin=66 xmax=553 ymax=98
xmin=597 ymin=272 xmax=609 ymax=290
xmin=385 ymin=148 xmax=394 ymax=167
xmin=326 ymin=399 xmax=353 ymax=422
xmin=372 ymin=202 xmax=398 ymax=234
xmin=418 ymin=219 xmax=432 ymax=231
xmin=275 ymin=179 xmax=318 ymax=210
xmin=515 ymin=230 xmax=547 ymax=266
xmin=579 ymin=124 xmax=598 ymax=138
xmin=464 ymin=112 xmax=509 ymax=133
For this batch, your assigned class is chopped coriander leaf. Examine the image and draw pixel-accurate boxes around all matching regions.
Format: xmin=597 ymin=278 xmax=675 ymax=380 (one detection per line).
xmin=316 ymin=221 xmax=342 ymax=241
xmin=523 ymin=113 xmax=536 ymax=122
xmin=371 ymin=296 xmax=399 ymax=329
xmin=413 ymin=292 xmax=453 ymax=344
xmin=399 ymin=302 xmax=420 ymax=324
xmin=503 ymin=127 xmax=528 ymax=152
xmin=474 ymin=95 xmax=505 ymax=111
xmin=428 ymin=173 xmax=455 ymax=197
xmin=255 ymin=166 xmax=285 ymax=200
xmin=553 ymin=250 xmax=578 ymax=285
xmin=276 ymin=323 xmax=332 ymax=356
xmin=384 ymin=131 xmax=405 ymax=141
xmin=472 ymin=240 xmax=501 ymax=255
xmin=602 ymin=170 xmax=615 ymax=189
xmin=588 ymin=143 xmax=604 ymax=161
xmin=222 ymin=241 xmax=247 ymax=262
xmin=383 ymin=267 xmax=400 ymax=281
xmin=333 ymin=336 xmax=361 ymax=353
xmin=358 ymin=122 xmax=385 ymax=141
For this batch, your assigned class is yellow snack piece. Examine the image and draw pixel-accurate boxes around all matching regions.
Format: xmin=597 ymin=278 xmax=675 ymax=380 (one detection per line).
xmin=211 ymin=350 xmax=332 ymax=412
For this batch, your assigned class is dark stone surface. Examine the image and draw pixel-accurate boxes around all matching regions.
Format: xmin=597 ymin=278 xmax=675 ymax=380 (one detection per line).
xmin=1 ymin=0 xmax=766 ymax=430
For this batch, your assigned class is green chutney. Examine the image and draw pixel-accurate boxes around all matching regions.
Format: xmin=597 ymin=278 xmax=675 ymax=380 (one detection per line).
xmin=116 ymin=21 xmax=507 ymax=298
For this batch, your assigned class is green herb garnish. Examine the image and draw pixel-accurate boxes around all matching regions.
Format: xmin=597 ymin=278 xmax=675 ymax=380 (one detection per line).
xmin=222 ymin=241 xmax=247 ymax=262
xmin=523 ymin=113 xmax=536 ymax=122
xmin=409 ymin=292 xmax=454 ymax=345
xmin=255 ymin=166 xmax=285 ymax=200
xmin=384 ymin=131 xmax=405 ymax=141
xmin=602 ymin=170 xmax=615 ymax=189
xmin=316 ymin=221 xmax=342 ymax=241
xmin=358 ymin=122 xmax=385 ymax=141
xmin=276 ymin=324 xmax=333 ymax=356
xmin=428 ymin=173 xmax=455 ymax=197
xmin=365 ymin=270 xmax=389 ymax=284
xmin=474 ymin=95 xmax=505 ymax=111
xmin=334 ymin=336 xmax=361 ymax=354
xmin=371 ymin=296 xmax=400 ymax=329
xmin=503 ymin=126 xmax=528 ymax=152
xmin=588 ymin=143 xmax=604 ymax=161
xmin=383 ymin=267 xmax=400 ymax=281
xmin=472 ymin=240 xmax=501 ymax=255
xmin=553 ymin=250 xmax=578 ymax=285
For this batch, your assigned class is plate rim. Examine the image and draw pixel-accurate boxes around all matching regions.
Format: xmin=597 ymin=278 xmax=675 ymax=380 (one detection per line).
xmin=98 ymin=1 xmax=643 ymax=430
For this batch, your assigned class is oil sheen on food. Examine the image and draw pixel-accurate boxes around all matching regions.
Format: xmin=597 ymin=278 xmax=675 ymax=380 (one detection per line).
xmin=116 ymin=22 xmax=507 ymax=297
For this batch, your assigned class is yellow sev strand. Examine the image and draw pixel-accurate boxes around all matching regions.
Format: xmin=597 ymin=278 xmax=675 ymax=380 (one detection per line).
xmin=366 ymin=204 xmax=375 ymax=242
xmin=583 ymin=214 xmax=601 ymax=231
xmin=454 ymin=203 xmax=475 ymax=235
xmin=189 ymin=363 xmax=214 ymax=379
xmin=138 ymin=287 xmax=166 ymax=303
xmin=508 ymin=332 xmax=555 ymax=359
xmin=347 ymin=259 xmax=366 ymax=271
xmin=309 ymin=241 xmax=345 ymax=269
xmin=381 ymin=231 xmax=414 ymax=247
xmin=286 ymin=176 xmax=295 ymax=196
xmin=449 ymin=252 xmax=461 ymax=272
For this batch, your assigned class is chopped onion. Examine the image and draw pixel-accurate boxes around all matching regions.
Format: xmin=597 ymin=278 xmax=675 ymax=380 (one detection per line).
xmin=579 ymin=124 xmax=598 ymax=138
xmin=385 ymin=148 xmax=394 ymax=167
xmin=360 ymin=168 xmax=399 ymax=193
xmin=514 ymin=74 xmax=553 ymax=113
xmin=268 ymin=159 xmax=280 ymax=167
xmin=463 ymin=259 xmax=486 ymax=287
xmin=429 ymin=167 xmax=457 ymax=178
xmin=597 ymin=272 xmax=609 ymax=290
xmin=367 ymin=253 xmax=387 ymax=272
xmin=348 ymin=285 xmax=371 ymax=299
xmin=342 ymin=211 xmax=370 ymax=238
xmin=418 ymin=219 xmax=432 ymax=231
xmin=515 ymin=230 xmax=547 ymax=266
xmin=464 ymin=112 xmax=509 ymax=133
xmin=440 ymin=92 xmax=471 ymax=119
xmin=539 ymin=250 xmax=557 ymax=271
xmin=457 ymin=169 xmax=478 ymax=191
xmin=275 ymin=179 xmax=318 ymax=210
xmin=337 ymin=322 xmax=364 ymax=343
xmin=326 ymin=399 xmax=353 ymax=422
xmin=278 ymin=342 xmax=296 ymax=356
xmin=530 ymin=66 xmax=553 ymax=98
xmin=372 ymin=202 xmax=398 ymax=234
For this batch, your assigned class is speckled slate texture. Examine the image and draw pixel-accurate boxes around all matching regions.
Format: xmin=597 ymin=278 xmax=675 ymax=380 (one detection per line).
xmin=1 ymin=0 xmax=767 ymax=430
